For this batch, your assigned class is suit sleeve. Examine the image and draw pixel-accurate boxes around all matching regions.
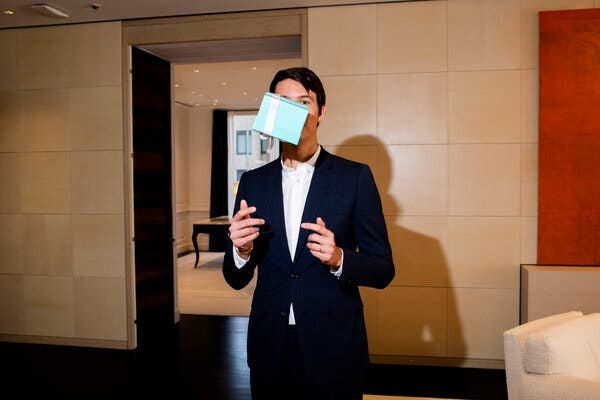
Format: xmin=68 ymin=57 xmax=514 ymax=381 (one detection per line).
xmin=339 ymin=164 xmax=395 ymax=289
xmin=222 ymin=175 xmax=259 ymax=290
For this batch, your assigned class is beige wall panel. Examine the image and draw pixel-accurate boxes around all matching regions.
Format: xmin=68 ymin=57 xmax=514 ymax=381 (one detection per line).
xmin=379 ymin=287 xmax=448 ymax=357
xmin=318 ymin=75 xmax=377 ymax=146
xmin=0 ymin=30 xmax=18 ymax=91
xmin=0 ymin=90 xmax=21 ymax=152
xmin=376 ymin=146 xmax=396 ymax=206
xmin=69 ymin=22 xmax=121 ymax=87
xmin=521 ymin=0 xmax=593 ymax=69
xmin=521 ymin=217 xmax=538 ymax=264
xmin=18 ymin=27 xmax=70 ymax=90
xmin=308 ymin=5 xmax=376 ymax=76
xmin=596 ymin=0 xmax=600 ymax=7
xmin=378 ymin=73 xmax=448 ymax=145
xmin=20 ymin=89 xmax=70 ymax=151
xmin=73 ymin=277 xmax=126 ymax=340
xmin=0 ymin=274 xmax=24 ymax=335
xmin=188 ymin=108 xmax=212 ymax=211
xmin=20 ymin=152 xmax=71 ymax=213
xmin=360 ymin=286 xmax=381 ymax=354
xmin=521 ymin=266 xmax=600 ymax=322
xmin=448 ymin=217 xmax=520 ymax=289
xmin=73 ymin=214 xmax=125 ymax=278
xmin=522 ymin=143 xmax=538 ymax=217
xmin=381 ymin=145 xmax=447 ymax=216
xmin=449 ymin=70 xmax=521 ymax=144
xmin=71 ymin=151 xmax=124 ymax=214
xmin=22 ymin=214 xmax=73 ymax=276
xmin=0 ymin=153 xmax=21 ymax=212
xmin=449 ymin=144 xmax=521 ymax=216
xmin=377 ymin=1 xmax=447 ymax=73
xmin=70 ymin=86 xmax=123 ymax=150
xmin=386 ymin=215 xmax=449 ymax=287
xmin=0 ymin=214 xmax=24 ymax=274
xmin=448 ymin=288 xmax=518 ymax=359
xmin=521 ymin=69 xmax=539 ymax=143
xmin=23 ymin=275 xmax=74 ymax=337
xmin=324 ymin=144 xmax=378 ymax=177
xmin=448 ymin=0 xmax=521 ymax=71
xmin=175 ymin=104 xmax=190 ymax=213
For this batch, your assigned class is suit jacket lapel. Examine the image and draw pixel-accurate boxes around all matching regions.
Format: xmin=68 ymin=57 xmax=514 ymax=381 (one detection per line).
xmin=293 ymin=149 xmax=332 ymax=265
xmin=264 ymin=160 xmax=292 ymax=264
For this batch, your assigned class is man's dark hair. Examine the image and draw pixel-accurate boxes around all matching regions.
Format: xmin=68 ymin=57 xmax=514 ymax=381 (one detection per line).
xmin=269 ymin=67 xmax=326 ymax=114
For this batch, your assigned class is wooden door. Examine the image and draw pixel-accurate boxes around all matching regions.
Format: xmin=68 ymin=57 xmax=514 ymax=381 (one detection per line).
xmin=131 ymin=46 xmax=175 ymax=347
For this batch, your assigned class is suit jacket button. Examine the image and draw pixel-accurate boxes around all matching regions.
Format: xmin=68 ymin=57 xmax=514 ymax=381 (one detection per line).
xmin=290 ymin=273 xmax=298 ymax=279
xmin=281 ymin=311 xmax=288 ymax=317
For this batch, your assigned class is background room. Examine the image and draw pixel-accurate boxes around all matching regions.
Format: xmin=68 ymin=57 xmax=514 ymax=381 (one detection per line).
xmin=142 ymin=38 xmax=302 ymax=316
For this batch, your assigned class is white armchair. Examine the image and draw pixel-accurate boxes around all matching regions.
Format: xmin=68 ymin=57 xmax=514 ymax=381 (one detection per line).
xmin=503 ymin=311 xmax=600 ymax=400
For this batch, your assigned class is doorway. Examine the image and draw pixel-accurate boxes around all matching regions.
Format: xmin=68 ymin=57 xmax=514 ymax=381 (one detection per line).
xmin=137 ymin=41 xmax=301 ymax=317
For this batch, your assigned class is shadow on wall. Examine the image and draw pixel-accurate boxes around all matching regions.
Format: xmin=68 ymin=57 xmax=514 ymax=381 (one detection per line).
xmin=336 ymin=135 xmax=466 ymax=361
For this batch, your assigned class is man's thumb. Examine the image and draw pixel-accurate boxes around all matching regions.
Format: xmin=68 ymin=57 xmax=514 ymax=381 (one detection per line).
xmin=316 ymin=217 xmax=325 ymax=227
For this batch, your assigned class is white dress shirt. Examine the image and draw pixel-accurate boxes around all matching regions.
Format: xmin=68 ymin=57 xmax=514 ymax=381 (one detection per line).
xmin=233 ymin=145 xmax=342 ymax=325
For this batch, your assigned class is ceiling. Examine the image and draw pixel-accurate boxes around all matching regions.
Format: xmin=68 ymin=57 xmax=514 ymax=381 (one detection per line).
xmin=0 ymin=0 xmax=403 ymax=29
xmin=141 ymin=37 xmax=302 ymax=109
xmin=0 ymin=0 xmax=404 ymax=109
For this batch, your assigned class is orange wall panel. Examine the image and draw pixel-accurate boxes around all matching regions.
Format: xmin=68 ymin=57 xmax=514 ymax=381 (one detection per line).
xmin=538 ymin=9 xmax=600 ymax=265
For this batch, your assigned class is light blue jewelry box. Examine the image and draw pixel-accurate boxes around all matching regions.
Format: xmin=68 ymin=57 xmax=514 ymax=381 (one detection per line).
xmin=252 ymin=93 xmax=309 ymax=145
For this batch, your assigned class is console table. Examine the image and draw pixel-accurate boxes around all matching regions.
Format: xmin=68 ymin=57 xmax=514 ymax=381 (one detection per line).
xmin=191 ymin=216 xmax=230 ymax=268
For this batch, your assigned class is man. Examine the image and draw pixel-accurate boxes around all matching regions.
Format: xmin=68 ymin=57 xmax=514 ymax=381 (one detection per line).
xmin=223 ymin=67 xmax=394 ymax=400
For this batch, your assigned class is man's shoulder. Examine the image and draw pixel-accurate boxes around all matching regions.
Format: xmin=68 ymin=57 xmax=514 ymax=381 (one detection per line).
xmin=241 ymin=158 xmax=280 ymax=180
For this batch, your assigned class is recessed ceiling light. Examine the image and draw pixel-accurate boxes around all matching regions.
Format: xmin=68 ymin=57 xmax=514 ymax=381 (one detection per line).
xmin=193 ymin=69 xmax=199 ymax=73
xmin=3 ymin=10 xmax=14 ymax=15
xmin=242 ymin=92 xmax=247 ymax=96
xmin=250 ymin=66 xmax=257 ymax=70
xmin=220 ymin=82 xmax=227 ymax=86
xmin=191 ymin=91 xmax=196 ymax=94
xmin=174 ymin=84 xmax=179 ymax=88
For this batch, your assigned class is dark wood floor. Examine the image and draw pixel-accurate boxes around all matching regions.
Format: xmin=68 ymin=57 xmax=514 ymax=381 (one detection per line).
xmin=2 ymin=314 xmax=507 ymax=399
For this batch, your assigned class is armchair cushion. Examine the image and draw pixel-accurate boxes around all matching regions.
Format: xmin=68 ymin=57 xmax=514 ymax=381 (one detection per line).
xmin=524 ymin=313 xmax=600 ymax=381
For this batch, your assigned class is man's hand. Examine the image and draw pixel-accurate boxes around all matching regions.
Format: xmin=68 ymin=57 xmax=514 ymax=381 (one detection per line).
xmin=229 ymin=200 xmax=264 ymax=260
xmin=301 ymin=217 xmax=342 ymax=269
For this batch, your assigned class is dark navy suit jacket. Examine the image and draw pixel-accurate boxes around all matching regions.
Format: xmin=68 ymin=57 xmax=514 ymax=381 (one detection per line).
xmin=223 ymin=147 xmax=395 ymax=385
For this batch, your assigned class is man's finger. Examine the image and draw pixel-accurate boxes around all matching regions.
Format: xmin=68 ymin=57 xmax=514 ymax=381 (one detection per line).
xmin=301 ymin=221 xmax=332 ymax=237
xmin=232 ymin=200 xmax=257 ymax=222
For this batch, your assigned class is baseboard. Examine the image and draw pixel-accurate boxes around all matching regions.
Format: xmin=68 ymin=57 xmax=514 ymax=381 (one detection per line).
xmin=369 ymin=354 xmax=505 ymax=370
xmin=0 ymin=333 xmax=128 ymax=350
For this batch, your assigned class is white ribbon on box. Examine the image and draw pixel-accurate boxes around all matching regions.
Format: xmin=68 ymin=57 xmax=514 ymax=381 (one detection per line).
xmin=263 ymin=95 xmax=280 ymax=135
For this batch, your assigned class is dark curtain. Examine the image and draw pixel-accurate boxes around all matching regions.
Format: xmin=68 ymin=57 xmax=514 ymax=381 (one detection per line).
xmin=209 ymin=109 xmax=228 ymax=251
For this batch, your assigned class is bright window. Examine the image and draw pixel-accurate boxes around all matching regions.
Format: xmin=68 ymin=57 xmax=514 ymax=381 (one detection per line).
xmin=227 ymin=111 xmax=279 ymax=216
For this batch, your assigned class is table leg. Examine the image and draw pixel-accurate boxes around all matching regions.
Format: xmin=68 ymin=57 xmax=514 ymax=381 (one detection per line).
xmin=192 ymin=228 xmax=200 ymax=268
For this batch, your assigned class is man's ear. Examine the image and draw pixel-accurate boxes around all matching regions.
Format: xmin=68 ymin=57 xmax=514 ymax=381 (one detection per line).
xmin=318 ymin=105 xmax=327 ymax=123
